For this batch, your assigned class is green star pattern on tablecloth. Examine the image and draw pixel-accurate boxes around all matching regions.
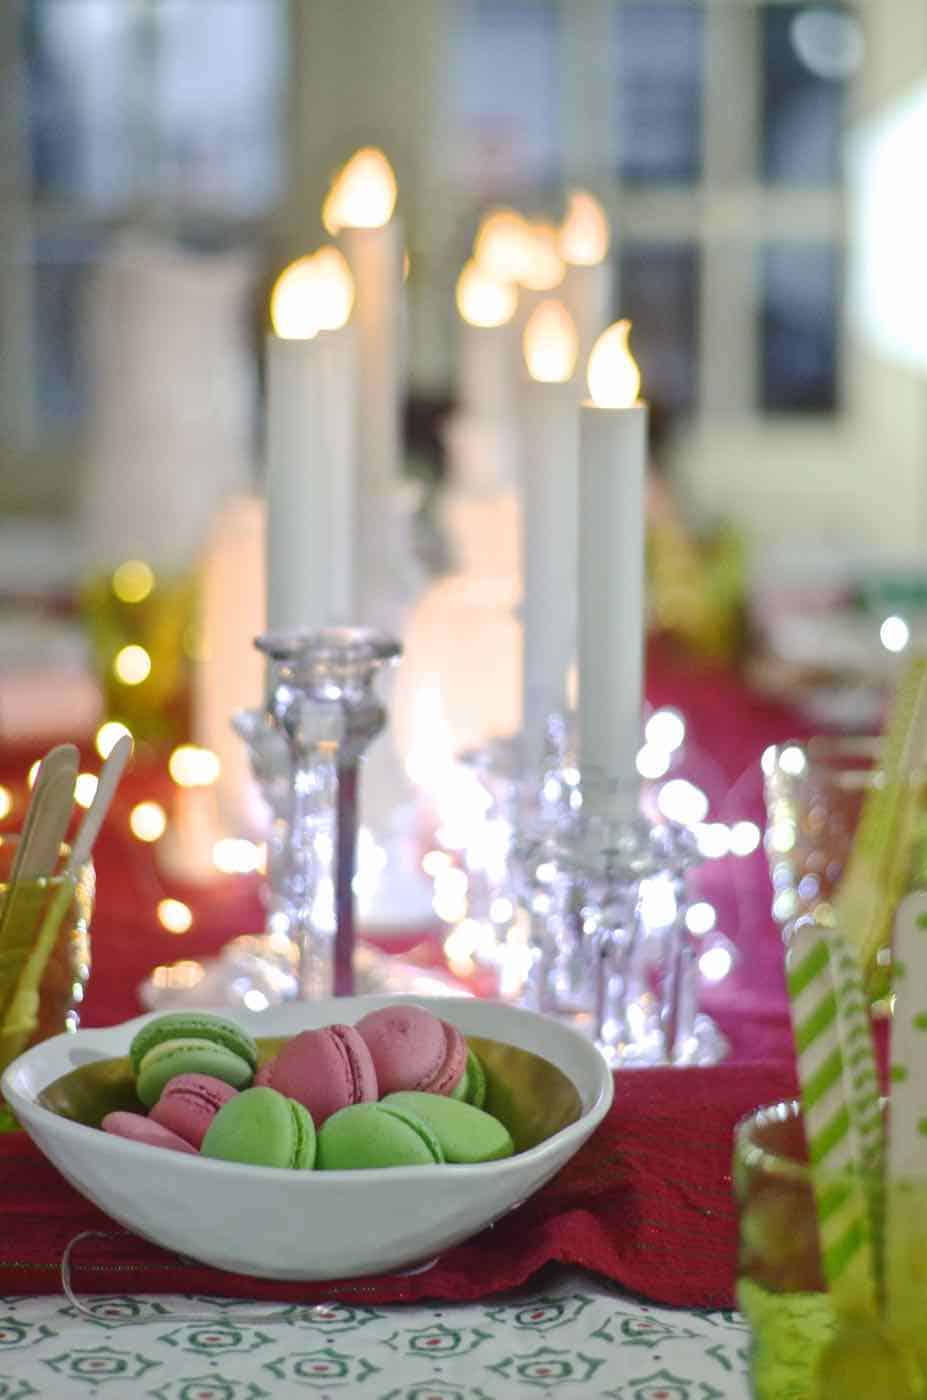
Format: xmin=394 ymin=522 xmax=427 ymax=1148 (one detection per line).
xmin=0 ymin=1269 xmax=756 ymax=1398
xmin=264 ymin=1347 xmax=380 ymax=1388
xmin=43 ymin=1344 xmax=160 ymax=1388
xmin=488 ymin=1343 xmax=604 ymax=1389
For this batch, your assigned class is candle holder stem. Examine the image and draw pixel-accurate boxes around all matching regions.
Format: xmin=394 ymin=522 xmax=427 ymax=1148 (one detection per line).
xmin=334 ymin=761 xmax=359 ymax=997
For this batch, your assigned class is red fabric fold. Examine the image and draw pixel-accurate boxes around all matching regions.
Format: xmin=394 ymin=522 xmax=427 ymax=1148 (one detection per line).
xmin=1 ymin=1060 xmax=796 ymax=1308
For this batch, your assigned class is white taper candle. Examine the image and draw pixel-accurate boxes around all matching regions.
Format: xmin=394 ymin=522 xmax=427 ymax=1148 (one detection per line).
xmin=265 ymin=334 xmax=335 ymax=632
xmin=577 ymin=320 xmax=647 ymax=784
xmin=521 ymin=380 xmax=579 ymax=751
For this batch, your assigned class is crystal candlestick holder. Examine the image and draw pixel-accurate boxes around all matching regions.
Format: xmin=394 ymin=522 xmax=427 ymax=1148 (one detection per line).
xmin=240 ymin=627 xmax=401 ymax=1002
xmin=514 ymin=771 xmax=728 ymax=1067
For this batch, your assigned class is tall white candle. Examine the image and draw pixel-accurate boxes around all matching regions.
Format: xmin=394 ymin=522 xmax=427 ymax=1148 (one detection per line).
xmin=455 ymin=260 xmax=518 ymax=423
xmin=265 ymin=333 xmax=332 ymax=632
xmin=520 ymin=299 xmax=580 ymax=754
xmin=325 ymin=148 xmax=402 ymax=494
xmin=265 ymin=249 xmax=356 ymax=632
xmin=559 ymin=191 xmax=614 ymax=374
xmin=578 ymin=320 xmax=647 ymax=786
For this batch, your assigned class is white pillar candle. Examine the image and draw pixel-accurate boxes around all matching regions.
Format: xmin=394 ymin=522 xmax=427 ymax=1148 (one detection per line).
xmin=562 ymin=260 xmax=614 ymax=374
xmin=578 ymin=320 xmax=647 ymax=787
xmin=455 ymin=260 xmax=518 ymax=423
xmin=265 ymin=333 xmax=334 ymax=632
xmin=339 ymin=218 xmax=403 ymax=491
xmin=520 ymin=300 xmax=580 ymax=755
xmin=316 ymin=324 xmax=357 ymax=619
xmin=265 ymin=248 xmax=356 ymax=633
xmin=559 ymin=191 xmax=614 ymax=374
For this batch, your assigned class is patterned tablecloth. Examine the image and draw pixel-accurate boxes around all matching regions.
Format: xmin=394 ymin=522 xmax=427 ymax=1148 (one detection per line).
xmin=0 ymin=1269 xmax=752 ymax=1399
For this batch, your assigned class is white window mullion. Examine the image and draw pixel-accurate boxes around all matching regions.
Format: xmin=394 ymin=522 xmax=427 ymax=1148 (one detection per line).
xmin=698 ymin=1 xmax=760 ymax=418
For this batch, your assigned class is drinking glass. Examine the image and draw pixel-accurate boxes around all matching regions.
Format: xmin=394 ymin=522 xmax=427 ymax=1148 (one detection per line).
xmin=762 ymin=737 xmax=881 ymax=941
xmin=0 ymin=835 xmax=96 ymax=1065
xmin=734 ymin=1100 xmax=927 ymax=1398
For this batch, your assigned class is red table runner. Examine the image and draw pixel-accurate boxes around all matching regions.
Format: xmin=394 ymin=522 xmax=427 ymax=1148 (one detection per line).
xmin=1 ymin=1057 xmax=796 ymax=1308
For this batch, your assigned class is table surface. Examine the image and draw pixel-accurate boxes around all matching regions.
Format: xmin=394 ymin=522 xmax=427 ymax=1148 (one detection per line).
xmin=1 ymin=1269 xmax=751 ymax=1399
xmin=1 ymin=642 xmax=818 ymax=1398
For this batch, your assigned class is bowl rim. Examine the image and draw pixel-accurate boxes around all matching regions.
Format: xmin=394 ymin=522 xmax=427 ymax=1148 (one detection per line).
xmin=3 ymin=994 xmax=614 ymax=1187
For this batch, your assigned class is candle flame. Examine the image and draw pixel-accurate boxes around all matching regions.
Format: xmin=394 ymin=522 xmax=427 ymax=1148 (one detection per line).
xmin=270 ymin=248 xmax=355 ymax=337
xmin=323 ymin=147 xmax=397 ymax=232
xmin=587 ymin=320 xmax=641 ymax=408
xmin=270 ymin=255 xmax=320 ymax=340
xmin=456 ymin=260 xmax=517 ymax=328
xmin=309 ymin=246 xmax=355 ymax=331
xmin=473 ymin=208 xmax=531 ymax=284
xmin=519 ymin=221 xmax=565 ymax=291
xmin=523 ymin=299 xmax=578 ymax=383
xmin=560 ymin=190 xmax=610 ymax=266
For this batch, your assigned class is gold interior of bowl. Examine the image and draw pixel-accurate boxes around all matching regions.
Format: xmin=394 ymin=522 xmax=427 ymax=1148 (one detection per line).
xmin=37 ymin=1033 xmax=583 ymax=1155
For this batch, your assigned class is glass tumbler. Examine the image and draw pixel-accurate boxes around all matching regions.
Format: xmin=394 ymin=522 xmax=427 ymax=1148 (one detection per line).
xmin=762 ymin=737 xmax=881 ymax=941
xmin=734 ymin=1100 xmax=927 ymax=1399
xmin=0 ymin=834 xmax=95 ymax=1064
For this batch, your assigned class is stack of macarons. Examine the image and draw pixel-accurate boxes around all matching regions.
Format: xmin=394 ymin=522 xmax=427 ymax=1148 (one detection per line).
xmin=101 ymin=1004 xmax=513 ymax=1171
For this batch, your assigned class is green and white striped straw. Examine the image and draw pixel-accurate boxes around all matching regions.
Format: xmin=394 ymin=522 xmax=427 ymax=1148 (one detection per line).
xmin=786 ymin=924 xmax=882 ymax=1312
xmin=885 ymin=891 xmax=927 ymax=1335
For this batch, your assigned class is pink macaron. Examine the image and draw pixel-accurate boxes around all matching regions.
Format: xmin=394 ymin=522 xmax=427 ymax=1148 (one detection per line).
xmin=355 ymin=1005 xmax=467 ymax=1097
xmin=101 ymin=1111 xmax=198 ymax=1155
xmin=265 ymin=1024 xmax=378 ymax=1126
xmin=149 ymin=1073 xmax=239 ymax=1149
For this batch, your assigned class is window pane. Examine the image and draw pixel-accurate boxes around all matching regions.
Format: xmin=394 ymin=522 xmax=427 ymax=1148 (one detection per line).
xmin=615 ymin=2 xmax=704 ymax=184
xmin=451 ymin=0 xmax=561 ymax=195
xmin=26 ymin=0 xmax=142 ymax=206
xmin=154 ymin=0 xmax=285 ymax=217
xmin=762 ymin=4 xmax=858 ymax=184
xmin=33 ymin=231 xmax=100 ymax=429
xmin=25 ymin=0 xmax=285 ymax=216
xmin=761 ymin=244 xmax=839 ymax=412
xmin=617 ymin=243 xmax=698 ymax=414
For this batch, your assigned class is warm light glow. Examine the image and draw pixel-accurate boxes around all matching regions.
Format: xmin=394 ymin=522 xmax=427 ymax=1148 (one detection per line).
xmin=586 ymin=319 xmax=641 ymax=408
xmin=0 ymin=786 xmax=11 ymax=820
xmin=473 ymin=208 xmax=532 ymax=283
xmin=96 ymin=720 xmax=132 ymax=759
xmin=560 ymin=190 xmax=610 ymax=266
xmin=212 ymin=837 xmax=262 ymax=875
xmin=168 ymin=745 xmax=221 ymax=788
xmin=113 ymin=644 xmax=151 ymax=686
xmin=27 ymin=760 xmax=40 ymax=790
xmin=519 ymin=222 xmax=565 ymax=291
xmin=112 ymin=559 xmax=155 ymax=604
xmin=269 ymin=256 xmax=320 ymax=340
xmin=309 ymin=246 xmax=355 ymax=331
xmin=323 ymin=147 xmax=397 ymax=231
xmin=523 ymin=300 xmax=578 ymax=383
xmin=74 ymin=773 xmax=98 ymax=809
xmin=455 ymin=260 xmax=517 ymax=328
xmin=130 ymin=800 xmax=167 ymax=842
xmin=157 ymin=898 xmax=193 ymax=934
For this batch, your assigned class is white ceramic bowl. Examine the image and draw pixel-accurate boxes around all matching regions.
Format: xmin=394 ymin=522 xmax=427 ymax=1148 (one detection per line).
xmin=3 ymin=995 xmax=613 ymax=1280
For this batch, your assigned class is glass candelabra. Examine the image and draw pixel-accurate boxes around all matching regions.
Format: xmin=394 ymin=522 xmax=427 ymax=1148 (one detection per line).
xmin=431 ymin=702 xmax=730 ymax=1066
xmin=510 ymin=767 xmax=727 ymax=1066
xmin=235 ymin=626 xmax=401 ymax=1001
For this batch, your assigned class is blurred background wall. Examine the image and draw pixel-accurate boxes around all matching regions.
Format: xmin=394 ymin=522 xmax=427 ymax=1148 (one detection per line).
xmin=1 ymin=0 xmax=926 ymax=571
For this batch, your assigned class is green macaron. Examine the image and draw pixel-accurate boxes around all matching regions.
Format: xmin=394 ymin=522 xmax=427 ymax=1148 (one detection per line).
xmin=316 ymin=1102 xmax=444 ymax=1170
xmin=449 ymin=1047 xmax=487 ymax=1109
xmin=129 ymin=1012 xmax=258 ymax=1076
xmin=135 ymin=1038 xmax=254 ymax=1108
xmin=381 ymin=1091 xmax=514 ymax=1163
xmin=201 ymin=1087 xmax=316 ymax=1170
